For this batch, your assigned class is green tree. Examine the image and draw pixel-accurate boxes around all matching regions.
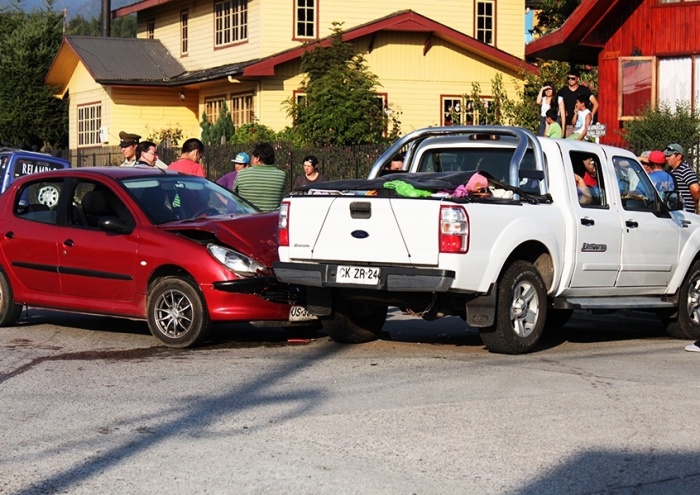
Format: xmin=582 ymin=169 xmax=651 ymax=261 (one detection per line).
xmin=532 ymin=0 xmax=581 ymax=36
xmin=621 ymin=102 xmax=700 ymax=153
xmin=285 ymin=23 xmax=388 ymax=146
xmin=0 ymin=0 xmax=68 ymax=150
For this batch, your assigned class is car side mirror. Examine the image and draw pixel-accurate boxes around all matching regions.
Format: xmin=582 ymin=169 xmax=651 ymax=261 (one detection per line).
xmin=664 ymin=191 xmax=683 ymax=212
xmin=99 ymin=216 xmax=133 ymax=234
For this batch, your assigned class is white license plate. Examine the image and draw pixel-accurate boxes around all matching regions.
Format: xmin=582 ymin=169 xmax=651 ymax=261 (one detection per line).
xmin=289 ymin=305 xmax=317 ymax=322
xmin=336 ymin=265 xmax=381 ymax=285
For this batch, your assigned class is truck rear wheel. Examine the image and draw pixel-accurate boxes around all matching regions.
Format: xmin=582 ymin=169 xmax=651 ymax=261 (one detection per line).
xmin=480 ymin=260 xmax=546 ymax=354
xmin=323 ymin=298 xmax=388 ymax=344
xmin=663 ymin=260 xmax=700 ymax=339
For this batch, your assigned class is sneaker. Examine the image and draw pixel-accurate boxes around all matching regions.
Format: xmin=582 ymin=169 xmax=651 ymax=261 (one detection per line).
xmin=684 ymin=343 xmax=700 ymax=353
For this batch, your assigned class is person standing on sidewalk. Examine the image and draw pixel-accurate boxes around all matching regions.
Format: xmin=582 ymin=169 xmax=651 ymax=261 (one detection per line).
xmin=233 ymin=142 xmax=286 ymax=212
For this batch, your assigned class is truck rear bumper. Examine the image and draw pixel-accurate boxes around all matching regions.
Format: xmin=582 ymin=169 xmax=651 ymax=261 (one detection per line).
xmin=273 ymin=262 xmax=455 ymax=292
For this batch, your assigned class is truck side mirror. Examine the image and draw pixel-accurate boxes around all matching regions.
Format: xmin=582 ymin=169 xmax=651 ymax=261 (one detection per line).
xmin=664 ymin=191 xmax=683 ymax=211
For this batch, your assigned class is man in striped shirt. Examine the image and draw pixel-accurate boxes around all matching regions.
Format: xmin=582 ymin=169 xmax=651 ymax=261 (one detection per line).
xmin=233 ymin=142 xmax=286 ymax=212
xmin=665 ymin=143 xmax=699 ymax=214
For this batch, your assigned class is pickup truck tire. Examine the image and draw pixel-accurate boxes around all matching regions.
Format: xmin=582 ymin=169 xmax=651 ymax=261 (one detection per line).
xmin=0 ymin=268 xmax=22 ymax=326
xmin=663 ymin=260 xmax=700 ymax=339
xmin=323 ymin=297 xmax=388 ymax=343
xmin=480 ymin=260 xmax=546 ymax=354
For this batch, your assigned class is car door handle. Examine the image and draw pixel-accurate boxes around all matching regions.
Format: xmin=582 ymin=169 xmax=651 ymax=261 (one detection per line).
xmin=580 ymin=217 xmax=595 ymax=226
xmin=63 ymin=239 xmax=74 ymax=247
xmin=4 ymin=231 xmax=13 ymax=239
xmin=682 ymin=220 xmax=691 ymax=228
xmin=625 ymin=220 xmax=638 ymax=228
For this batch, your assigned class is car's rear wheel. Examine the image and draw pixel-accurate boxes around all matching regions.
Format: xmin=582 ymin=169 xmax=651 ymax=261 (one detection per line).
xmin=480 ymin=260 xmax=546 ymax=354
xmin=663 ymin=260 xmax=700 ymax=339
xmin=147 ymin=276 xmax=211 ymax=348
xmin=323 ymin=296 xmax=387 ymax=343
xmin=0 ymin=268 xmax=22 ymax=326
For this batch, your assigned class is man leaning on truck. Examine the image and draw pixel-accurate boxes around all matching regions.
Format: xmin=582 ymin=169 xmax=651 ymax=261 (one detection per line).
xmin=665 ymin=143 xmax=700 ymax=214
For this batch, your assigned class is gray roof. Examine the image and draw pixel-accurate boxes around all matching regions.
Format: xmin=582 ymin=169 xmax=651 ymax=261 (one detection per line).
xmin=65 ymin=36 xmax=187 ymax=85
xmin=63 ymin=36 xmax=261 ymax=87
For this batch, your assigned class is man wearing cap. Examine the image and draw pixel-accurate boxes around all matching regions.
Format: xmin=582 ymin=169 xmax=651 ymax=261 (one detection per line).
xmin=217 ymin=152 xmax=250 ymax=191
xmin=647 ymin=150 xmax=674 ymax=199
xmin=665 ymin=143 xmax=699 ymax=213
xmin=119 ymin=131 xmax=141 ymax=166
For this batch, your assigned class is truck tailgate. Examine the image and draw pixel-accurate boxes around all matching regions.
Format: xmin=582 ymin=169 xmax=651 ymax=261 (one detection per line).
xmin=287 ymin=196 xmax=441 ymax=266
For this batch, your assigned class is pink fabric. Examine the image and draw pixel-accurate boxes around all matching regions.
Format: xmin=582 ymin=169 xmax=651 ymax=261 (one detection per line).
xmin=168 ymin=158 xmax=204 ymax=177
xmin=465 ymin=173 xmax=489 ymax=192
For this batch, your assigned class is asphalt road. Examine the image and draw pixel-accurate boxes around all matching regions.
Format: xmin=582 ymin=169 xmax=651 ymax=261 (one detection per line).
xmin=1 ymin=308 xmax=699 ymax=495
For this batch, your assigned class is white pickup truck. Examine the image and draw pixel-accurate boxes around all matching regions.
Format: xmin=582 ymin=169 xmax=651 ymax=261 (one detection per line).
xmin=274 ymin=126 xmax=700 ymax=354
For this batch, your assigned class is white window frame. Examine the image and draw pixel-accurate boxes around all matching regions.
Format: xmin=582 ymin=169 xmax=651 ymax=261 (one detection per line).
xmin=475 ymin=1 xmax=495 ymax=46
xmin=77 ymin=103 xmax=102 ymax=147
xmin=215 ymin=0 xmax=248 ymax=47
xmin=295 ymin=0 xmax=316 ymax=39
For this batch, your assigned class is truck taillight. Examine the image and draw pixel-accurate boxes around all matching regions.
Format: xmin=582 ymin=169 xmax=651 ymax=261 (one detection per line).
xmin=279 ymin=201 xmax=290 ymax=247
xmin=439 ymin=205 xmax=469 ymax=253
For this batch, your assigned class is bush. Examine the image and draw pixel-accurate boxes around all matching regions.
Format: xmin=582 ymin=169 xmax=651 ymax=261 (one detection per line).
xmin=621 ymin=102 xmax=700 ymax=154
xmin=230 ymin=123 xmax=277 ymax=145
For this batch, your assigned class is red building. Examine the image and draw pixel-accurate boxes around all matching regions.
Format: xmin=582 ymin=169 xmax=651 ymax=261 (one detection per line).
xmin=525 ymin=0 xmax=700 ymax=145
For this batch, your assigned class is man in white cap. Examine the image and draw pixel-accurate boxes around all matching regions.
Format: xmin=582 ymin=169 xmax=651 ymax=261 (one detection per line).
xmin=217 ymin=151 xmax=250 ymax=191
xmin=665 ymin=143 xmax=699 ymax=213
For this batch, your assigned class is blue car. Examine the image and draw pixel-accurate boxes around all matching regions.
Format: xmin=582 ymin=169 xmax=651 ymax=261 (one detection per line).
xmin=0 ymin=149 xmax=70 ymax=208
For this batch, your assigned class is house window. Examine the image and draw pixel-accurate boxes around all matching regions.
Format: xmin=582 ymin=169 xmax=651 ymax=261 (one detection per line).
xmin=476 ymin=1 xmax=495 ymax=45
xmin=146 ymin=19 xmax=155 ymax=39
xmin=181 ymin=10 xmax=189 ymax=55
xmin=77 ymin=103 xmax=101 ymax=147
xmin=230 ymin=93 xmax=254 ymax=126
xmin=295 ymin=0 xmax=316 ymax=39
xmin=441 ymin=96 xmax=494 ymax=125
xmin=618 ymin=56 xmax=700 ymax=119
xmin=205 ymin=96 xmax=227 ymax=123
xmin=215 ymin=0 xmax=248 ymax=46
xmin=619 ymin=58 xmax=653 ymax=119
xmin=658 ymin=56 xmax=695 ymax=112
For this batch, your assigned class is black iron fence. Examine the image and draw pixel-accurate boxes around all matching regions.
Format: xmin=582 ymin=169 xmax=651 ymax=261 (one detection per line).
xmin=60 ymin=142 xmax=387 ymax=193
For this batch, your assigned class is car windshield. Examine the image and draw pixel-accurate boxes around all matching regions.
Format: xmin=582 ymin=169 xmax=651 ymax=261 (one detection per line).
xmin=120 ymin=175 xmax=259 ymax=225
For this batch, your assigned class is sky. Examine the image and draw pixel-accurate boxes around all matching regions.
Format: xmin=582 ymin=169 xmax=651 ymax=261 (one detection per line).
xmin=0 ymin=0 xmax=135 ymax=19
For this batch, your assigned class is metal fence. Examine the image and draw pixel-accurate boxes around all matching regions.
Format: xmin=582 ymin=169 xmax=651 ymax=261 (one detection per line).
xmin=60 ymin=142 xmax=388 ymax=193
xmin=57 ymin=139 xmax=700 ymax=186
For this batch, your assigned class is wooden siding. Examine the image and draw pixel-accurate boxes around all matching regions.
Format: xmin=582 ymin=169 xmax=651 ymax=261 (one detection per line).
xmin=596 ymin=1 xmax=700 ymax=143
xmin=135 ymin=0 xmax=526 ymax=65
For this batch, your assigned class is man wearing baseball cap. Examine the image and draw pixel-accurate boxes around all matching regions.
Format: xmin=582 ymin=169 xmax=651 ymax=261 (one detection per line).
xmin=217 ymin=151 xmax=250 ymax=191
xmin=119 ymin=131 xmax=141 ymax=166
xmin=665 ymin=143 xmax=699 ymax=213
xmin=647 ymin=150 xmax=674 ymax=199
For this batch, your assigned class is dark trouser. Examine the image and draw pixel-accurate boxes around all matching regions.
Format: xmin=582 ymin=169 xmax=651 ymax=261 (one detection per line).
xmin=538 ymin=116 xmax=547 ymax=136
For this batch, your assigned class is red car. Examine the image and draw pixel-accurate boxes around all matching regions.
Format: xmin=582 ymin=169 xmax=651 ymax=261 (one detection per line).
xmin=0 ymin=167 xmax=313 ymax=347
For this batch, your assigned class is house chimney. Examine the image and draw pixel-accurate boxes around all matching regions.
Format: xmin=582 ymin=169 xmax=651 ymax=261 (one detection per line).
xmin=101 ymin=0 xmax=111 ymax=37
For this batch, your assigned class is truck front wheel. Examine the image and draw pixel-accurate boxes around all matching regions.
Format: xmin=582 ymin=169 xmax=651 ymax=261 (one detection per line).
xmin=663 ymin=260 xmax=700 ymax=339
xmin=323 ymin=297 xmax=388 ymax=344
xmin=480 ymin=260 xmax=547 ymax=354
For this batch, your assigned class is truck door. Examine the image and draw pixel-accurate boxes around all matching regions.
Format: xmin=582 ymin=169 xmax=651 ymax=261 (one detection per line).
xmin=612 ymin=156 xmax=681 ymax=289
xmin=568 ymin=152 xmax=623 ymax=288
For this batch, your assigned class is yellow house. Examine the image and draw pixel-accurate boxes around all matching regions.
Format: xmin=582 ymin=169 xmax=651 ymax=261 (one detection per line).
xmin=45 ymin=1 xmax=537 ymax=151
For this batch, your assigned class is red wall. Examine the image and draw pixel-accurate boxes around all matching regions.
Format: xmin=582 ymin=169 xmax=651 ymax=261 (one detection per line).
xmin=597 ymin=1 xmax=700 ymax=145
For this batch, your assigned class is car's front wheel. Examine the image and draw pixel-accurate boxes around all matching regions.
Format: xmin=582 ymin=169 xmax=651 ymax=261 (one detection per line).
xmin=147 ymin=276 xmax=211 ymax=348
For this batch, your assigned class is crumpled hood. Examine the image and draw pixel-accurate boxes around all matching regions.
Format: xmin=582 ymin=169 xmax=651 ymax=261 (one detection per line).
xmin=163 ymin=212 xmax=281 ymax=267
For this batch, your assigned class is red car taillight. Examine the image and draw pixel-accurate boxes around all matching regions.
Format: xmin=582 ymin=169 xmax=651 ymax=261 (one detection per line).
xmin=279 ymin=201 xmax=290 ymax=246
xmin=439 ymin=205 xmax=469 ymax=253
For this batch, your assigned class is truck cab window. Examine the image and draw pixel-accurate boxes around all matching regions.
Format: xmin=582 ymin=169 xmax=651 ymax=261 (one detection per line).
xmin=570 ymin=152 xmax=606 ymax=207
xmin=613 ymin=156 xmax=656 ymax=211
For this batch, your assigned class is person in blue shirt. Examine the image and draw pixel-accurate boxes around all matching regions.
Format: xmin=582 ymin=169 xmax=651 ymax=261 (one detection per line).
xmin=646 ymin=150 xmax=674 ymax=199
